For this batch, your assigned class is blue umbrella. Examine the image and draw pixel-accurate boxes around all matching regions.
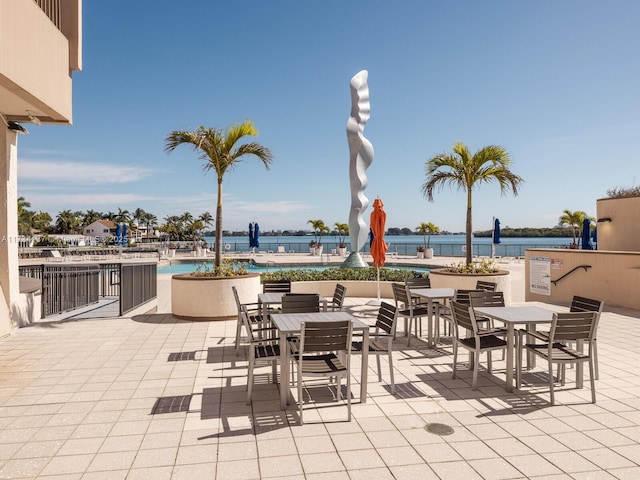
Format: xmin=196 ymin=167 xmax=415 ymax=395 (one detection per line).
xmin=254 ymin=223 xmax=260 ymax=249
xmin=581 ymin=218 xmax=593 ymax=250
xmin=115 ymin=223 xmax=121 ymax=245
xmin=248 ymin=223 xmax=255 ymax=248
xmin=493 ymin=218 xmax=501 ymax=245
xmin=592 ymin=225 xmax=598 ymax=250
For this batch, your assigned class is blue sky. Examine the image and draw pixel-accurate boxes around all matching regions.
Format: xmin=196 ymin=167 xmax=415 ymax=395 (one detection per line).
xmin=18 ymin=1 xmax=640 ymax=233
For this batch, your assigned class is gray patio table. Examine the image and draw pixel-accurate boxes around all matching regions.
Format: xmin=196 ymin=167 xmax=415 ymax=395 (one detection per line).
xmin=258 ymin=292 xmax=328 ymax=321
xmin=409 ymin=287 xmax=456 ymax=346
xmin=270 ymin=311 xmax=370 ymax=410
xmin=474 ymin=305 xmax=557 ymax=393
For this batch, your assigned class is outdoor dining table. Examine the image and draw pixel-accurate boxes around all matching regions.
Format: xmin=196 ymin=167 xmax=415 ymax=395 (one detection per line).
xmin=258 ymin=292 xmax=328 ymax=321
xmin=409 ymin=287 xmax=456 ymax=346
xmin=473 ymin=305 xmax=557 ymax=393
xmin=270 ymin=311 xmax=370 ymax=410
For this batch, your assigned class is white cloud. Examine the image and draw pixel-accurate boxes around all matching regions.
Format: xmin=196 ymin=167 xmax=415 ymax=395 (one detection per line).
xmin=20 ymin=160 xmax=159 ymax=184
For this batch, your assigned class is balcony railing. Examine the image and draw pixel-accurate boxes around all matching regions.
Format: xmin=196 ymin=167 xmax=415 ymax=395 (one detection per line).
xmin=34 ymin=0 xmax=61 ymax=30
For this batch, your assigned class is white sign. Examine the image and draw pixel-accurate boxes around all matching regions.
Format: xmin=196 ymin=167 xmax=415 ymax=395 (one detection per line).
xmin=530 ymin=256 xmax=551 ymax=296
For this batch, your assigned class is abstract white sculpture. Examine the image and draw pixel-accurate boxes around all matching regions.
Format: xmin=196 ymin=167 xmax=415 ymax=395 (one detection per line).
xmin=346 ymin=70 xmax=373 ymax=254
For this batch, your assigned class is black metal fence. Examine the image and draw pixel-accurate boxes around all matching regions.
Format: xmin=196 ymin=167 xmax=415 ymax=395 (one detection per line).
xmin=120 ymin=263 xmax=157 ymax=316
xmin=41 ymin=264 xmax=100 ymax=318
xmin=19 ymin=263 xmax=157 ymax=318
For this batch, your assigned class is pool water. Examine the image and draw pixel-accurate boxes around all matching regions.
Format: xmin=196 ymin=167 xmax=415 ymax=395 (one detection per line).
xmin=157 ymin=261 xmax=429 ymax=275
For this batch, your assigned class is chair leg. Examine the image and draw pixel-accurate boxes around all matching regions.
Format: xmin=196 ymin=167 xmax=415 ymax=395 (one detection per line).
xmin=298 ymin=369 xmax=304 ymax=425
xmin=487 ymin=351 xmax=493 ymax=374
xmin=346 ymin=371 xmax=352 ymax=422
xmin=548 ymin=359 xmax=555 ymax=406
xmin=235 ymin=318 xmax=242 ymax=350
xmin=589 ymin=359 xmax=596 ymax=403
xmin=593 ymin=340 xmax=599 ymax=380
xmin=247 ymin=355 xmax=254 ymax=404
xmin=451 ymin=342 xmax=458 ymax=379
xmin=388 ymin=351 xmax=395 ymax=395
xmin=407 ymin=317 xmax=413 ymax=346
xmin=376 ymin=354 xmax=382 ymax=383
xmin=472 ymin=350 xmax=480 ymax=390
xmin=516 ymin=333 xmax=522 ymax=389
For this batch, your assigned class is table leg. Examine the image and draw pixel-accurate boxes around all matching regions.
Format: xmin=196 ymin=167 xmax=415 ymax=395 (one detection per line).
xmin=279 ymin=330 xmax=289 ymax=410
xmin=427 ymin=299 xmax=433 ymax=347
xmin=506 ymin=323 xmax=515 ymax=392
xmin=360 ymin=328 xmax=369 ymax=403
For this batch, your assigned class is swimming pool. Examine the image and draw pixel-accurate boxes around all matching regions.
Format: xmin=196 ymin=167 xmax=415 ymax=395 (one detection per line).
xmin=157 ymin=261 xmax=430 ymax=275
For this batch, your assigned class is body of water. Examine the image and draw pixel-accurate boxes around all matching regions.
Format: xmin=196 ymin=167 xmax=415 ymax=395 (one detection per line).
xmin=194 ymin=235 xmax=576 ymax=258
xmin=158 ymin=262 xmax=431 ymax=275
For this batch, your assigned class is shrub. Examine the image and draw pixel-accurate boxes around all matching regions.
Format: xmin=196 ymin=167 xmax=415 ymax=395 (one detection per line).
xmin=191 ymin=260 xmax=248 ymax=277
xmin=260 ymin=267 xmax=426 ymax=283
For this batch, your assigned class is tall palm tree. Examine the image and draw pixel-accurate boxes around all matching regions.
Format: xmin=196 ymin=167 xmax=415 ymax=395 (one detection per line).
xmin=334 ymin=222 xmax=349 ymax=247
xmin=422 ymin=143 xmax=523 ymax=264
xmin=82 ymin=209 xmax=102 ymax=228
xmin=559 ymin=209 xmax=589 ymax=247
xmin=307 ymin=219 xmax=328 ymax=246
xmin=165 ymin=121 xmax=273 ymax=266
xmin=17 ymin=196 xmax=33 ymax=236
xmin=199 ymin=211 xmax=214 ymax=230
xmin=142 ymin=212 xmax=157 ymax=238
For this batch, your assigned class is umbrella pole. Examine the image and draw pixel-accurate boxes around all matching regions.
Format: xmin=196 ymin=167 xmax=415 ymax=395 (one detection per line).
xmin=367 ymin=266 xmax=382 ymax=306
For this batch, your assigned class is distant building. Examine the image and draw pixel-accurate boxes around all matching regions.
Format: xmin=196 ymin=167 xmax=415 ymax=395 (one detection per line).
xmin=83 ymin=220 xmax=117 ymax=243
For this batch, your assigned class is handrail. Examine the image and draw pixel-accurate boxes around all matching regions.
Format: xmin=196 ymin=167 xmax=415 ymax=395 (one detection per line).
xmin=551 ymin=265 xmax=591 ymax=286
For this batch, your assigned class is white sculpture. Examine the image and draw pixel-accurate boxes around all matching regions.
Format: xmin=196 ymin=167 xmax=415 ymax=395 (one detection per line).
xmin=346 ymin=70 xmax=373 ymax=253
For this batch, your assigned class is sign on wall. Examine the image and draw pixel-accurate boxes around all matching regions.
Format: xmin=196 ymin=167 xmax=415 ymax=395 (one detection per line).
xmin=530 ymin=256 xmax=551 ymax=296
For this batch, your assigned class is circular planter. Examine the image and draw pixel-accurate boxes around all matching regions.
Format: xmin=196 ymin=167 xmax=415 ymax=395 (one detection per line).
xmin=171 ymin=272 xmax=260 ymax=320
xmin=428 ymin=268 xmax=512 ymax=304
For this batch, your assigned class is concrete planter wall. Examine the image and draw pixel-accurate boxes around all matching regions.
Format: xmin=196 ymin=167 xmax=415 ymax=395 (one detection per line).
xmin=171 ymin=273 xmax=260 ymax=320
xmin=428 ymin=268 xmax=512 ymax=304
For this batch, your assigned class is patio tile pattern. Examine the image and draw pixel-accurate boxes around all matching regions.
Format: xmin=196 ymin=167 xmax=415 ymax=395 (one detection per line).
xmin=1 ymin=297 xmax=640 ymax=479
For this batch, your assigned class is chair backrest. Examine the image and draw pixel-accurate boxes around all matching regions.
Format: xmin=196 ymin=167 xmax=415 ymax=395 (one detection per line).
xmin=332 ymin=284 xmax=347 ymax=308
xmin=453 ymin=289 xmax=482 ymax=305
xmin=300 ymin=320 xmax=352 ymax=354
xmin=239 ymin=305 xmax=256 ymax=342
xmin=281 ymin=293 xmax=320 ymax=313
xmin=549 ymin=311 xmax=598 ymax=343
xmin=375 ymin=302 xmax=398 ymax=336
xmin=231 ymin=285 xmax=242 ymax=313
xmin=391 ymin=282 xmax=411 ymax=306
xmin=404 ymin=277 xmax=431 ymax=289
xmin=469 ymin=290 xmax=505 ymax=308
xmin=262 ymin=280 xmax=291 ymax=293
xmin=277 ymin=246 xmax=285 ymax=254
xmin=450 ymin=300 xmax=478 ymax=335
xmin=475 ymin=280 xmax=497 ymax=292
xmin=570 ymin=296 xmax=604 ymax=316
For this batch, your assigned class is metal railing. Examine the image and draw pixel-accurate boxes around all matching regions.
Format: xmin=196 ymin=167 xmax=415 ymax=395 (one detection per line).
xmin=41 ymin=264 xmax=100 ymax=318
xmin=19 ymin=262 xmax=157 ymax=318
xmin=120 ymin=263 xmax=157 ymax=316
xmin=34 ymin=0 xmax=61 ymax=30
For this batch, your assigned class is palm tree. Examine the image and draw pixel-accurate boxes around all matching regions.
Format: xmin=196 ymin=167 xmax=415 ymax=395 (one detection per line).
xmin=199 ymin=211 xmax=214 ymax=230
xmin=165 ymin=121 xmax=273 ymax=266
xmin=416 ymin=222 xmax=439 ymax=249
xmin=82 ymin=209 xmax=102 ymax=228
xmin=422 ymin=143 xmax=523 ymax=264
xmin=559 ymin=209 xmax=589 ymax=247
xmin=307 ymin=219 xmax=329 ymax=246
xmin=334 ymin=222 xmax=349 ymax=248
xmin=17 ymin=196 xmax=33 ymax=236
xmin=142 ymin=212 xmax=157 ymax=238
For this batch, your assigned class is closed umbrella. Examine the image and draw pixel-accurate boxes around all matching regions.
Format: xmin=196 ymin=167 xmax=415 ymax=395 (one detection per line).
xmin=248 ymin=223 xmax=255 ymax=250
xmin=254 ymin=223 xmax=260 ymax=249
xmin=491 ymin=217 xmax=501 ymax=258
xmin=581 ymin=218 xmax=593 ymax=250
xmin=370 ymin=198 xmax=388 ymax=303
xmin=592 ymin=225 xmax=598 ymax=250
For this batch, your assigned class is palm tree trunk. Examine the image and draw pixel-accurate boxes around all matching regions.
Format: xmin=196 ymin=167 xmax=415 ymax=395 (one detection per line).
xmin=466 ymin=187 xmax=473 ymax=264
xmin=215 ymin=178 xmax=223 ymax=266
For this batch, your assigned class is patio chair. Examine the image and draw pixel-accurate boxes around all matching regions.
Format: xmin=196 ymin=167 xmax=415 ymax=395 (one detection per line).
xmin=470 ymin=290 xmax=506 ymax=358
xmin=262 ymin=280 xmax=292 ymax=293
xmin=522 ymin=295 xmax=604 ymax=380
xmin=242 ymin=305 xmax=281 ymax=404
xmin=295 ymin=320 xmax=353 ymax=424
xmin=351 ymin=302 xmax=399 ymax=393
xmin=475 ymin=280 xmax=497 ymax=292
xmin=281 ymin=293 xmax=320 ymax=313
xmin=450 ymin=300 xmax=508 ymax=390
xmin=232 ymin=285 xmax=262 ymax=350
xmin=517 ymin=311 xmax=598 ymax=405
xmin=326 ymin=284 xmax=347 ymax=311
xmin=391 ymin=282 xmax=431 ymax=346
xmin=437 ymin=289 xmax=483 ymax=343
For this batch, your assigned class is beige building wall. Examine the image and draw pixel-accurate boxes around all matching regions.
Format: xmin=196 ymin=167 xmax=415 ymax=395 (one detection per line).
xmin=525 ymin=249 xmax=640 ymax=310
xmin=0 ymin=0 xmax=82 ymax=336
xmin=595 ymin=196 xmax=640 ymax=252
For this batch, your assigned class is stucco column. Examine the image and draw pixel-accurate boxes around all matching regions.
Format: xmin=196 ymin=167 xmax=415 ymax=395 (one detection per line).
xmin=0 ymin=124 xmax=19 ymax=335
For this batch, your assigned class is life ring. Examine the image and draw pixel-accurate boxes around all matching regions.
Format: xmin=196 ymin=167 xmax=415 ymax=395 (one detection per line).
xmin=461 ymin=245 xmax=467 ymax=253
xmin=224 ymin=243 xmax=231 ymax=251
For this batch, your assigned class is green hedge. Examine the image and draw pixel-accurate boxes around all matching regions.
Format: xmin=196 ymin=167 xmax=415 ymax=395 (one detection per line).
xmin=260 ymin=267 xmax=427 ymax=283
